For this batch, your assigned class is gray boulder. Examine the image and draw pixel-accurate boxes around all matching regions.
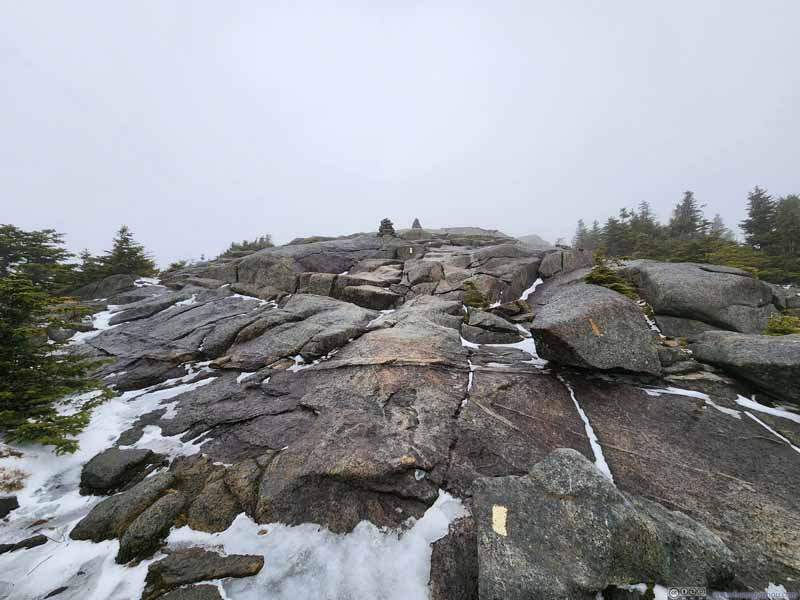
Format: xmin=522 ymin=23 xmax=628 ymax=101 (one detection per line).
xmin=689 ymin=332 xmax=800 ymax=402
xmin=538 ymin=247 xmax=592 ymax=278
xmin=653 ymin=315 xmax=721 ymax=339
xmin=623 ymin=261 xmax=777 ymax=333
xmin=462 ymin=310 xmax=524 ymax=344
xmin=531 ymin=284 xmax=661 ymax=374
xmin=116 ymin=491 xmax=186 ymax=563
xmin=70 ymin=472 xmax=175 ymax=541
xmin=142 ymin=547 xmax=264 ymax=600
xmin=79 ymin=447 xmax=164 ymax=495
xmin=72 ymin=274 xmax=138 ymax=300
xmin=473 ymin=449 xmax=735 ymax=600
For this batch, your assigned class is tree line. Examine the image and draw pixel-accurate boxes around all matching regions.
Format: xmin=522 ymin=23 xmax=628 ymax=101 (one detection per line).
xmin=571 ymin=187 xmax=800 ymax=283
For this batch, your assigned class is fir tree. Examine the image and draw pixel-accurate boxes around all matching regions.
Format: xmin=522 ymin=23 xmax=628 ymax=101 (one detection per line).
xmin=710 ymin=214 xmax=735 ymax=242
xmin=572 ymin=219 xmax=590 ymax=249
xmin=669 ymin=191 xmax=708 ymax=240
xmin=0 ymin=276 xmax=109 ymax=453
xmin=740 ymin=187 xmax=776 ymax=250
xmin=102 ymin=225 xmax=158 ymax=277
xmin=774 ymin=195 xmax=800 ymax=257
xmin=0 ymin=225 xmax=75 ymax=293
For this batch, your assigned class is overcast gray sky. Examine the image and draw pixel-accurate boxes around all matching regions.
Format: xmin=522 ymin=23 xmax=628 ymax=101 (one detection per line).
xmin=2 ymin=1 xmax=799 ymax=266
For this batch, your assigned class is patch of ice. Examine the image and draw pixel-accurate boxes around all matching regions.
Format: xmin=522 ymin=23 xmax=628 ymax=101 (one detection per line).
xmin=175 ymin=293 xmax=198 ymax=306
xmin=519 ymin=277 xmax=543 ymax=301
xmin=467 ymin=359 xmax=475 ymax=392
xmin=765 ymin=583 xmax=791 ymax=599
xmin=166 ymin=490 xmax=467 ymax=600
xmin=70 ymin=307 xmax=122 ymax=343
xmin=288 ymin=355 xmax=309 ymax=372
xmin=367 ymin=309 xmax=396 ymax=328
xmin=481 ymin=324 xmax=548 ymax=368
xmin=227 ymin=293 xmax=276 ymax=308
xmin=460 ymin=336 xmax=480 ymax=349
xmin=237 ymin=371 xmax=256 ymax=384
xmin=744 ymin=412 xmax=800 ymax=455
xmin=642 ymin=387 xmax=742 ymax=419
xmin=135 ymin=277 xmax=161 ymax=287
xmin=735 ymin=395 xmax=800 ymax=425
xmin=485 ymin=362 xmax=512 ymax=369
xmin=558 ymin=374 xmax=614 ymax=483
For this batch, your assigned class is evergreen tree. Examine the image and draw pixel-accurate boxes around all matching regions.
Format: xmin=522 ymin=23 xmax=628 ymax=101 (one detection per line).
xmin=0 ymin=225 xmax=75 ymax=293
xmin=102 ymin=225 xmax=158 ymax=276
xmin=588 ymin=220 xmax=602 ymax=251
xmin=710 ymin=214 xmax=735 ymax=242
xmin=740 ymin=187 xmax=776 ymax=250
xmin=0 ymin=276 xmax=109 ymax=453
xmin=669 ymin=191 xmax=708 ymax=240
xmin=572 ymin=219 xmax=590 ymax=249
xmin=774 ymin=195 xmax=800 ymax=257
xmin=219 ymin=234 xmax=274 ymax=258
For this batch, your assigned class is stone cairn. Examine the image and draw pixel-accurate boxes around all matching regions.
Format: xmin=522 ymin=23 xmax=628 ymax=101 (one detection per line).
xmin=377 ymin=218 xmax=396 ymax=237
xmin=412 ymin=218 xmax=422 ymax=229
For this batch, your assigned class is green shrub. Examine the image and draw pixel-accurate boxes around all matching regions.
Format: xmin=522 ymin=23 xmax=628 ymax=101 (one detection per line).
xmin=584 ymin=256 xmax=638 ymax=301
xmin=764 ymin=314 xmax=800 ymax=336
xmin=462 ymin=280 xmax=490 ymax=309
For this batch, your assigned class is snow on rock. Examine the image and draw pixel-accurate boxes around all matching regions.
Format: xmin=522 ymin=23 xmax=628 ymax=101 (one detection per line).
xmin=519 ymin=277 xmax=543 ymax=301
xmin=165 ymin=491 xmax=467 ymax=600
xmin=735 ymin=395 xmax=800 ymax=425
xmin=557 ymin=374 xmax=614 ymax=483
xmin=643 ymin=387 xmax=742 ymax=419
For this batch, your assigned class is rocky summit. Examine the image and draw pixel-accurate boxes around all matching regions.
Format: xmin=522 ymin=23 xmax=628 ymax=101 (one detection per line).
xmin=1 ymin=226 xmax=799 ymax=600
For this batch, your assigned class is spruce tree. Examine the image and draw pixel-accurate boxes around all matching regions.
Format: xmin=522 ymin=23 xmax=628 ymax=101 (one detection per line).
xmin=669 ymin=191 xmax=708 ymax=240
xmin=740 ymin=187 xmax=776 ymax=250
xmin=572 ymin=219 xmax=590 ymax=249
xmin=102 ymin=225 xmax=157 ymax=277
xmin=0 ymin=276 xmax=109 ymax=453
xmin=710 ymin=214 xmax=735 ymax=242
xmin=0 ymin=225 xmax=75 ymax=293
xmin=774 ymin=195 xmax=800 ymax=257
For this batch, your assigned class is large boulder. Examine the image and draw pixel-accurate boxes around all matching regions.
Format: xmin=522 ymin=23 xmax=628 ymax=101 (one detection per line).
xmin=689 ymin=332 xmax=800 ymax=402
xmin=79 ymin=447 xmax=164 ymax=495
xmin=70 ymin=472 xmax=175 ymax=542
xmin=538 ymin=247 xmax=592 ymax=278
xmin=116 ymin=491 xmax=186 ymax=563
xmin=142 ymin=548 xmax=264 ymax=600
xmin=72 ymin=273 xmax=138 ymax=300
xmin=473 ymin=449 xmax=735 ymax=600
xmin=622 ymin=261 xmax=778 ymax=334
xmin=531 ymin=284 xmax=661 ymax=374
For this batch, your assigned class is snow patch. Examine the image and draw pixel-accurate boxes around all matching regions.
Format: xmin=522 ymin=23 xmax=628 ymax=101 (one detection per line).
xmin=175 ymin=293 xmax=198 ymax=306
xmin=558 ymin=375 xmax=614 ymax=483
xmin=643 ymin=387 xmax=742 ymax=419
xmin=519 ymin=277 xmax=543 ymax=301
xmin=735 ymin=395 xmax=800 ymax=425
xmin=166 ymin=491 xmax=467 ymax=600
xmin=744 ymin=412 xmax=800 ymax=455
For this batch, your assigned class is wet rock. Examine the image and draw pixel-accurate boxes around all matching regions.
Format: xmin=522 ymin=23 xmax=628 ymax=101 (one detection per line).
xmin=689 ymin=332 xmax=800 ymax=402
xmin=116 ymin=491 xmax=187 ymax=563
xmin=622 ymin=261 xmax=778 ymax=333
xmin=159 ymin=585 xmax=223 ymax=600
xmin=0 ymin=534 xmax=48 ymax=555
xmin=473 ymin=449 xmax=735 ymax=600
xmin=70 ymin=472 xmax=175 ymax=542
xmin=80 ymin=447 xmax=164 ymax=495
xmin=531 ymin=283 xmax=661 ymax=374
xmin=142 ymin=547 xmax=264 ymax=600
xmin=0 ymin=495 xmax=19 ymax=518
xmin=429 ymin=517 xmax=478 ymax=600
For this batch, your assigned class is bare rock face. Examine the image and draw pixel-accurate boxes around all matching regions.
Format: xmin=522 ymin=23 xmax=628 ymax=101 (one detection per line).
xmin=689 ymin=331 xmax=800 ymax=401
xmin=531 ymin=283 xmax=661 ymax=374
xmin=622 ymin=261 xmax=778 ymax=334
xmin=473 ymin=449 xmax=735 ymax=600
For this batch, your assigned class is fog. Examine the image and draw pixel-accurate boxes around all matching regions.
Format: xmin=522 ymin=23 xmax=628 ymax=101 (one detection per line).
xmin=2 ymin=1 xmax=799 ymax=265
